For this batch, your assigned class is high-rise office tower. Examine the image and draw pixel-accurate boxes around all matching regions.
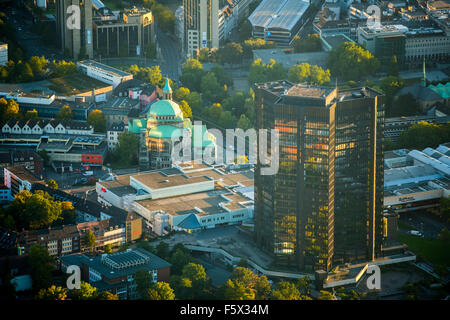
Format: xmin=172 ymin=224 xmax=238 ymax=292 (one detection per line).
xmin=56 ymin=0 xmax=94 ymax=60
xmin=254 ymin=81 xmax=384 ymax=273
xmin=183 ymin=0 xmax=219 ymax=58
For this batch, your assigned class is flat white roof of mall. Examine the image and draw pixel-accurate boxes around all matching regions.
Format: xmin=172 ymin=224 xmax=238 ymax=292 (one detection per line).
xmin=78 ymin=60 xmax=131 ymax=78
xmin=248 ymin=0 xmax=310 ymax=31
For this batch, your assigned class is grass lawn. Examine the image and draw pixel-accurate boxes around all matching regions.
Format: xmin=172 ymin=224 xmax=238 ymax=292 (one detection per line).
xmin=398 ymin=221 xmax=415 ymax=231
xmin=102 ymin=0 xmax=129 ymax=11
xmin=398 ymin=234 xmax=450 ymax=268
xmin=47 ymin=73 xmax=109 ymax=95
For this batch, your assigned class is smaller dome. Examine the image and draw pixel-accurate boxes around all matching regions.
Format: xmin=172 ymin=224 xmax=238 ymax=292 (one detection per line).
xmin=148 ymin=100 xmax=183 ymax=118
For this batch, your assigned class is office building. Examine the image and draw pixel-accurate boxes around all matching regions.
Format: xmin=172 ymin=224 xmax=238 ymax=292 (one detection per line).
xmin=56 ymin=0 xmax=94 ymax=60
xmin=183 ymin=0 xmax=220 ymax=57
xmin=60 ymin=248 xmax=171 ymax=299
xmin=93 ymin=6 xmax=154 ymax=57
xmin=0 ymin=43 xmax=7 ymax=66
xmin=254 ymin=82 xmax=385 ymax=272
xmin=4 ymin=165 xmax=43 ymax=196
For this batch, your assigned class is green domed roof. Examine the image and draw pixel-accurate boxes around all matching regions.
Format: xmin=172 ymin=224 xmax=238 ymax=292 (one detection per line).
xmin=148 ymin=125 xmax=184 ymax=139
xmin=148 ymin=100 xmax=182 ymax=118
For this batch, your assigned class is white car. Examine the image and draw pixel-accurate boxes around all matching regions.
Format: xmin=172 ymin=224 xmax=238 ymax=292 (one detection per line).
xmin=408 ymin=230 xmax=423 ymax=237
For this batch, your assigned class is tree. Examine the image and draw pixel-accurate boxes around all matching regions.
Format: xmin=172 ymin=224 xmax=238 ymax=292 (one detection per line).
xmin=47 ymin=179 xmax=58 ymax=190
xmin=104 ymin=244 xmax=113 ymax=254
xmin=201 ymin=72 xmax=225 ymax=103
xmin=380 ymin=76 xmax=404 ymax=108
xmin=111 ymin=131 xmax=140 ymax=166
xmin=211 ymin=65 xmax=233 ymax=88
xmin=218 ymin=279 xmax=255 ymax=300
xmin=397 ymin=121 xmax=450 ymax=150
xmin=28 ymin=56 xmax=48 ymax=77
xmin=288 ymin=63 xmax=311 ymax=83
xmin=292 ymin=34 xmax=322 ymax=53
xmin=317 ymin=290 xmax=335 ymax=300
xmin=219 ymin=110 xmax=236 ymax=129
xmin=29 ymin=244 xmax=55 ymax=291
xmin=186 ymin=91 xmax=202 ymax=112
xmin=83 ymin=229 xmax=96 ymax=253
xmin=98 ymin=291 xmax=119 ymax=300
xmin=37 ymin=149 xmax=51 ymax=166
xmin=0 ymin=98 xmax=20 ymax=123
xmin=310 ymin=65 xmax=331 ymax=85
xmin=60 ymin=201 xmax=76 ymax=225
xmin=296 ymin=277 xmax=311 ymax=295
xmin=181 ymin=263 xmax=211 ymax=298
xmin=56 ymin=105 xmax=73 ymax=121
xmin=25 ymin=109 xmax=39 ymax=120
xmin=147 ymin=282 xmax=175 ymax=300
xmin=7 ymin=189 xmax=62 ymax=230
xmin=217 ymin=42 xmax=243 ymax=65
xmin=181 ymin=59 xmax=205 ymax=92
xmin=135 ymin=269 xmax=154 ymax=299
xmin=156 ymin=241 xmax=170 ymax=260
xmin=226 ymin=267 xmax=272 ymax=300
xmin=388 ymin=55 xmax=399 ymax=77
xmin=266 ymin=59 xmax=286 ymax=81
xmin=174 ymin=87 xmax=191 ymax=103
xmin=169 ymin=275 xmax=192 ymax=299
xmin=248 ymin=59 xmax=285 ymax=85
xmin=87 ymin=109 xmax=106 ymax=133
xmin=388 ymin=93 xmax=419 ymax=117
xmin=328 ymin=42 xmax=380 ymax=81
xmin=271 ymin=281 xmax=304 ymax=300
xmin=70 ymin=281 xmax=98 ymax=300
xmin=36 ymin=286 xmax=68 ymax=300
xmin=145 ymin=42 xmax=157 ymax=59
xmin=179 ymin=100 xmax=192 ymax=119
xmin=237 ymin=114 xmax=251 ymax=130
xmin=169 ymin=248 xmax=195 ymax=275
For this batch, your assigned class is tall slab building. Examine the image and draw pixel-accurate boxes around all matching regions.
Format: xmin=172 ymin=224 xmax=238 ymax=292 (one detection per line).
xmin=254 ymin=81 xmax=384 ymax=273
xmin=56 ymin=0 xmax=94 ymax=60
xmin=183 ymin=0 xmax=219 ymax=58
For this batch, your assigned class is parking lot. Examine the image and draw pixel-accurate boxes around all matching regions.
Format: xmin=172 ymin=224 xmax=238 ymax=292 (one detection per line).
xmin=398 ymin=210 xmax=447 ymax=239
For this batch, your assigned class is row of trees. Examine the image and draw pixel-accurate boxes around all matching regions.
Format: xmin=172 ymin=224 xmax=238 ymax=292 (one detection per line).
xmin=291 ymin=34 xmax=322 ymax=53
xmin=37 ymin=283 xmax=118 ymax=300
xmin=288 ymin=63 xmax=331 ymax=85
xmin=0 ymin=189 xmax=76 ymax=231
xmin=0 ymin=57 xmax=76 ymax=83
xmin=198 ymin=39 xmax=277 ymax=64
xmin=178 ymin=58 xmax=259 ymax=129
xmin=394 ymin=121 xmax=450 ymax=150
xmin=328 ymin=42 xmax=380 ymax=81
xmin=142 ymin=0 xmax=175 ymax=33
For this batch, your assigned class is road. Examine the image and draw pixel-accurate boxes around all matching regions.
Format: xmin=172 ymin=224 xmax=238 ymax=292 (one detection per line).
xmin=5 ymin=2 xmax=62 ymax=60
xmin=155 ymin=25 xmax=182 ymax=80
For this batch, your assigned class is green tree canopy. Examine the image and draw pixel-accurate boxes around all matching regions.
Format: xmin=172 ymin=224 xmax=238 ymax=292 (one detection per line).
xmin=217 ymin=42 xmax=243 ymax=65
xmin=36 ymin=285 xmax=68 ymax=300
xmin=87 ymin=109 xmax=106 ymax=133
xmin=147 ymin=281 xmax=176 ymax=300
xmin=271 ymin=281 xmax=306 ymax=300
xmin=29 ymin=244 xmax=55 ymax=291
xmin=328 ymin=42 xmax=380 ymax=81
xmin=25 ymin=109 xmax=39 ymax=120
xmin=56 ymin=105 xmax=73 ymax=121
xmin=292 ymin=33 xmax=322 ymax=53
xmin=47 ymin=179 xmax=58 ymax=190
xmin=70 ymin=281 xmax=98 ymax=300
xmin=135 ymin=269 xmax=154 ymax=299
xmin=83 ymin=229 xmax=96 ymax=252
xmin=181 ymin=59 xmax=205 ymax=92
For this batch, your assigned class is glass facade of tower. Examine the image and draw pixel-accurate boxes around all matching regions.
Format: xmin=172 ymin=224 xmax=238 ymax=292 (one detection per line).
xmin=255 ymin=82 xmax=384 ymax=272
